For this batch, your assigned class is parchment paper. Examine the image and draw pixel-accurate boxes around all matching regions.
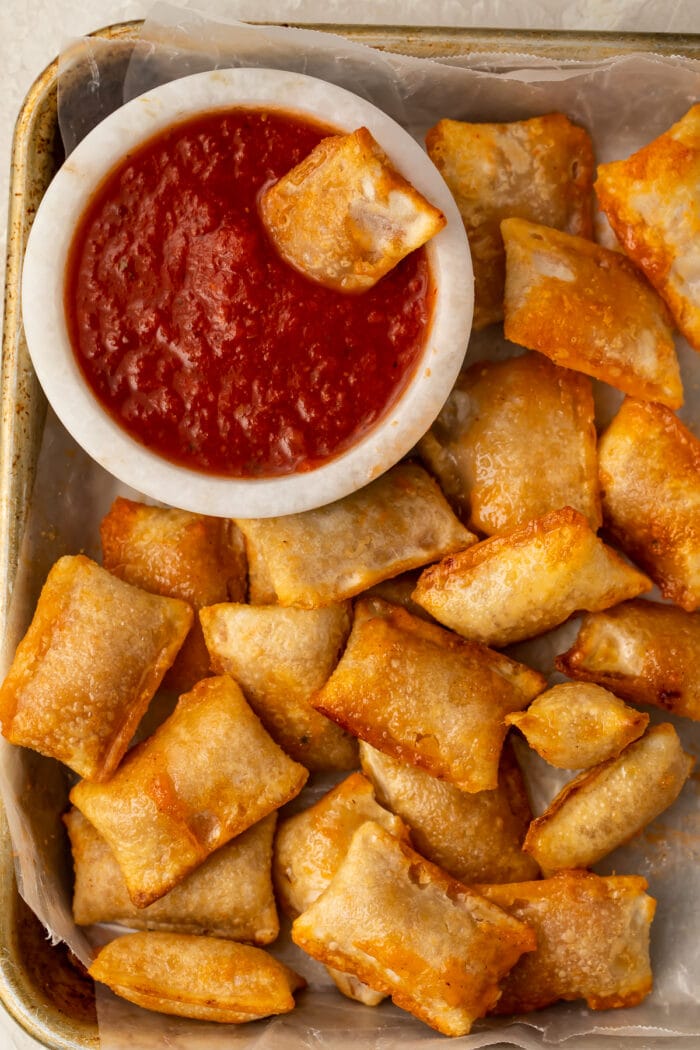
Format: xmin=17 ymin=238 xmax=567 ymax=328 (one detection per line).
xmin=4 ymin=5 xmax=700 ymax=1047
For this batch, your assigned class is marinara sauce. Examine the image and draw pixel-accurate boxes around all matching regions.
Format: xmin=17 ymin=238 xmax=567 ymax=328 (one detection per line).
xmin=65 ymin=109 xmax=433 ymax=478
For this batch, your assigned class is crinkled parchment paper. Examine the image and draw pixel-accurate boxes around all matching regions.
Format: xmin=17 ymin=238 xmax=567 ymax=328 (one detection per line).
xmin=3 ymin=4 xmax=700 ymax=1047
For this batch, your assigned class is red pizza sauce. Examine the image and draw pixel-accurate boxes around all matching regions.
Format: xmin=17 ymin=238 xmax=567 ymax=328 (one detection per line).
xmin=65 ymin=109 xmax=433 ymax=478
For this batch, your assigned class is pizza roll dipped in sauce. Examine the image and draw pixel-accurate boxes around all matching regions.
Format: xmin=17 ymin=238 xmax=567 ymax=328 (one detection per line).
xmin=65 ymin=809 xmax=279 ymax=943
xmin=100 ymin=498 xmax=246 ymax=692
xmin=523 ymin=723 xmax=694 ymax=873
xmin=292 ymin=821 xmax=536 ymax=1036
xmin=418 ymin=352 xmax=600 ymax=534
xmin=260 ymin=126 xmax=445 ymax=293
xmin=425 ymin=113 xmax=594 ymax=329
xmin=200 ymin=601 xmax=356 ymax=770
xmin=506 ymin=682 xmax=648 ymax=769
xmin=0 ymin=555 xmax=192 ymax=782
xmin=89 ymin=932 xmax=305 ymax=1023
xmin=236 ymin=462 xmax=475 ymax=607
xmin=70 ymin=676 xmax=307 ymax=907
xmin=412 ymin=506 xmax=651 ymax=648
xmin=274 ymin=771 xmax=408 ymax=1006
xmin=476 ymin=871 xmax=656 ymax=1013
xmin=359 ymin=740 xmax=540 ymax=883
xmin=501 ymin=217 xmax=683 ymax=408
xmin=557 ymin=599 xmax=700 ymax=720
xmin=313 ymin=598 xmax=545 ymax=792
xmin=598 ymin=399 xmax=700 ymax=611
xmin=595 ymin=103 xmax=700 ymax=352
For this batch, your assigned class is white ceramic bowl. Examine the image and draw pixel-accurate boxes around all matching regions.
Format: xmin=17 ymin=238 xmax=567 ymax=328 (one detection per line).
xmin=22 ymin=67 xmax=473 ymax=517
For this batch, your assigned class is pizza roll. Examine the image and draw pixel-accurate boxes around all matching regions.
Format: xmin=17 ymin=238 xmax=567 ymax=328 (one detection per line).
xmin=292 ymin=821 xmax=536 ymax=1036
xmin=501 ymin=217 xmax=682 ymax=408
xmin=595 ymin=103 xmax=700 ymax=352
xmin=359 ymin=740 xmax=539 ymax=883
xmin=235 ymin=462 xmax=476 ymax=608
xmin=361 ymin=570 xmax=435 ymax=621
xmin=100 ymin=498 xmax=246 ymax=692
xmin=425 ymin=113 xmax=594 ymax=329
xmin=70 ymin=676 xmax=307 ymax=907
xmin=0 ymin=555 xmax=192 ymax=782
xmin=412 ymin=506 xmax=651 ymax=647
xmin=557 ymin=599 xmax=700 ymax=720
xmin=273 ymin=771 xmax=408 ymax=918
xmin=65 ymin=809 xmax=278 ymax=943
xmin=200 ymin=601 xmax=356 ymax=770
xmin=418 ymin=352 xmax=600 ymax=534
xmin=598 ymin=399 xmax=700 ymax=611
xmin=274 ymin=771 xmax=408 ymax=1007
xmin=506 ymin=682 xmax=648 ymax=769
xmin=477 ymin=871 xmax=655 ymax=1013
xmin=89 ymin=932 xmax=305 ymax=1023
xmin=523 ymin=723 xmax=694 ymax=872
xmin=260 ymin=126 xmax=445 ymax=293
xmin=313 ymin=599 xmax=545 ymax=792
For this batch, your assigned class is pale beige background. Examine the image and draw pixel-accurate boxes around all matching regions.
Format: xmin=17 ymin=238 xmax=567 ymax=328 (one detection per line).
xmin=2 ymin=1 xmax=700 ymax=1047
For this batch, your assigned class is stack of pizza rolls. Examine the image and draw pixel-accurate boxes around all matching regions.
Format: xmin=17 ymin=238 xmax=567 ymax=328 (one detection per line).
xmin=1 ymin=101 xmax=699 ymax=1037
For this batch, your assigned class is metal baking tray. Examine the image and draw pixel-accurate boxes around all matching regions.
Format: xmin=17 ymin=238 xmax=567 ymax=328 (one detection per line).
xmin=3 ymin=20 xmax=700 ymax=1050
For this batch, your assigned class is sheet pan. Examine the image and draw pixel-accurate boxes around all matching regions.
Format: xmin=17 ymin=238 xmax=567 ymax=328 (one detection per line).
xmin=3 ymin=19 xmax=700 ymax=1050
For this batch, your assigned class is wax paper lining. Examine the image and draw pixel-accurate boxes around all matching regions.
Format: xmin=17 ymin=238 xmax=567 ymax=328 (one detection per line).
xmin=3 ymin=5 xmax=700 ymax=1047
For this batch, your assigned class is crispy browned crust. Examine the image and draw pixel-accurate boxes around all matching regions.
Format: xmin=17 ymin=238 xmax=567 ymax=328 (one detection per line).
xmin=291 ymin=821 xmax=536 ymax=1036
xmin=418 ymin=351 xmax=601 ymax=534
xmin=426 ymin=114 xmax=594 ymax=329
xmin=501 ymin=217 xmax=682 ymax=407
xmin=523 ymin=723 xmax=694 ymax=871
xmin=477 ymin=871 xmax=655 ymax=1013
xmin=0 ymin=555 xmax=192 ymax=781
xmin=556 ymin=599 xmax=700 ymax=719
xmin=599 ymin=400 xmax=700 ymax=611
xmin=595 ymin=103 xmax=700 ymax=352
xmin=100 ymin=498 xmax=246 ymax=693
xmin=312 ymin=599 xmax=544 ymax=792
xmin=89 ymin=932 xmax=305 ymax=1023
xmin=260 ymin=127 xmax=445 ymax=293
xmin=412 ymin=507 xmax=651 ymax=647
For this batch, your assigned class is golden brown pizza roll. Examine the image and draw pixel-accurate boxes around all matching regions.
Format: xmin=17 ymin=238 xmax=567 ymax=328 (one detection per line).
xmin=313 ymin=599 xmax=545 ymax=792
xmin=65 ymin=808 xmax=279 ymax=943
xmin=598 ymin=399 xmax=700 ymax=611
xmin=274 ymin=771 xmax=408 ymax=1007
xmin=412 ymin=506 xmax=651 ymax=647
xmin=200 ymin=601 xmax=356 ymax=770
xmin=418 ymin=352 xmax=600 ymax=533
xmin=425 ymin=113 xmax=594 ymax=329
xmin=556 ymin=599 xmax=700 ymax=720
xmin=477 ymin=871 xmax=656 ymax=1013
xmin=292 ymin=821 xmax=536 ymax=1036
xmin=235 ymin=462 xmax=476 ymax=608
xmin=0 ymin=554 xmax=192 ymax=782
xmin=100 ymin=498 xmax=246 ymax=692
xmin=260 ymin=126 xmax=445 ymax=293
xmin=501 ymin=217 xmax=682 ymax=408
xmin=506 ymin=682 xmax=648 ymax=769
xmin=595 ymin=103 xmax=700 ymax=352
xmin=88 ymin=932 xmax=305 ymax=1022
xmin=359 ymin=740 xmax=539 ymax=883
xmin=361 ymin=570 xmax=435 ymax=621
xmin=273 ymin=771 xmax=408 ymax=918
xmin=70 ymin=676 xmax=308 ymax=907
xmin=523 ymin=723 xmax=694 ymax=872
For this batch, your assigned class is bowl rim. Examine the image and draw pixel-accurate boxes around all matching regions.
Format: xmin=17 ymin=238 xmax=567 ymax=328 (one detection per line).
xmin=21 ymin=66 xmax=473 ymax=518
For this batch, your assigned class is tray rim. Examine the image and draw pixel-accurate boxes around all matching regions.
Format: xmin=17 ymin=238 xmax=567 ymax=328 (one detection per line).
xmin=4 ymin=18 xmax=700 ymax=1050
